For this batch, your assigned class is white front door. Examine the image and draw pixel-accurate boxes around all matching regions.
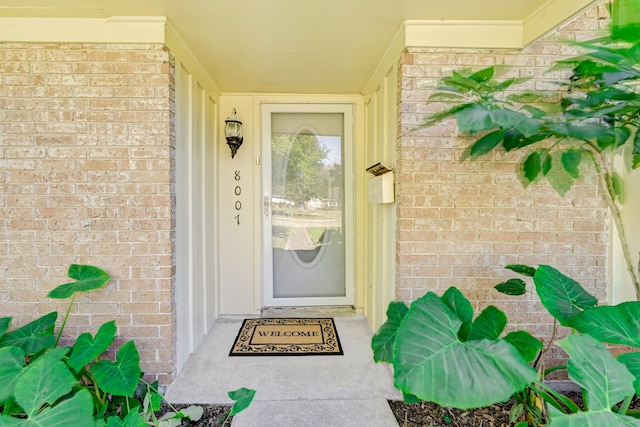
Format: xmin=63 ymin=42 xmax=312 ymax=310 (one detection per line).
xmin=261 ymin=104 xmax=354 ymax=307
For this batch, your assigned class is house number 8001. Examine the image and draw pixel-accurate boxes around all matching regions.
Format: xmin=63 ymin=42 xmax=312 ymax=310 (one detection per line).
xmin=234 ymin=170 xmax=241 ymax=225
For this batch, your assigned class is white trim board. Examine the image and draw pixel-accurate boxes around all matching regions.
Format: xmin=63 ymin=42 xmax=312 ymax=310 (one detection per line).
xmin=0 ymin=16 xmax=166 ymax=43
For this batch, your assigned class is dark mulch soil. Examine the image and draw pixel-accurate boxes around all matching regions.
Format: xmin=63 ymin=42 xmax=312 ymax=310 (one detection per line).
xmin=389 ymin=400 xmax=514 ymax=427
xmin=389 ymin=392 xmax=640 ymax=427
xmin=161 ymin=403 xmax=232 ymax=426
xmin=171 ymin=392 xmax=640 ymax=426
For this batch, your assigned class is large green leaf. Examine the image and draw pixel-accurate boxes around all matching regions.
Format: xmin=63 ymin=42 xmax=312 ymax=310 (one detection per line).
xmin=92 ymin=341 xmax=141 ymax=397
xmin=392 ymin=292 xmax=537 ymax=409
xmin=549 ymin=122 xmax=612 ymax=145
xmin=468 ymin=130 xmax=505 ymax=159
xmin=570 ymin=302 xmax=640 ymax=347
xmin=0 ymin=317 xmax=10 ymax=339
xmin=0 ymin=388 xmax=95 ymax=427
xmin=14 ymin=348 xmax=76 ymax=417
xmin=505 ymin=264 xmax=536 ymax=277
xmin=523 ymin=151 xmax=542 ymax=182
xmin=618 ymin=352 xmax=640 ymax=395
xmin=441 ymin=287 xmax=474 ymax=341
xmin=632 ymin=131 xmax=640 ymax=169
xmin=467 ymin=306 xmax=507 ymax=341
xmin=456 ymin=104 xmax=494 ymax=133
xmin=0 ymin=312 xmax=57 ymax=356
xmin=469 ymin=66 xmax=494 ymax=83
xmin=503 ymin=331 xmax=543 ymax=363
xmin=547 ymin=407 xmax=640 ymax=427
xmin=561 ymin=149 xmax=583 ymax=179
xmin=503 ymin=129 xmax=526 ymax=151
xmin=495 ymin=278 xmax=527 ymax=296
xmin=489 ymin=109 xmax=539 ymax=136
xmin=228 ymin=388 xmax=256 ymax=416
xmin=558 ymin=334 xmax=635 ymax=411
xmin=422 ymin=102 xmax=477 ymax=128
xmin=0 ymin=347 xmax=26 ymax=405
xmin=67 ymin=321 xmax=117 ymax=373
xmin=442 ymin=70 xmax=481 ymax=92
xmin=611 ymin=0 xmax=640 ymax=42
xmin=615 ymin=126 xmax=632 ymax=149
xmin=371 ymin=302 xmax=409 ymax=363
xmin=106 ymin=411 xmax=147 ymax=427
xmin=545 ymin=152 xmax=575 ymax=197
xmin=47 ymin=265 xmax=111 ymax=299
xmin=533 ymin=265 xmax=597 ymax=326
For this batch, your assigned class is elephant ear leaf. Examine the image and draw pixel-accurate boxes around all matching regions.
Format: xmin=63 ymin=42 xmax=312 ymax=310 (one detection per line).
xmin=495 ymin=278 xmax=527 ymax=296
xmin=549 ymin=334 xmax=639 ymax=426
xmin=618 ymin=352 xmax=640 ymax=396
xmin=467 ymin=306 xmax=507 ymax=341
xmin=36 ymin=389 xmax=95 ymax=427
xmin=393 ymin=292 xmax=536 ymax=409
xmin=505 ymin=264 xmax=536 ymax=277
xmin=441 ymin=287 xmax=474 ymax=341
xmin=372 ymin=301 xmax=409 ymax=363
xmin=92 ymin=341 xmax=141 ymax=397
xmin=546 ymin=407 xmax=640 ymax=426
xmin=48 ymin=264 xmax=111 ymax=299
xmin=0 ymin=312 xmax=57 ymax=356
xmin=570 ymin=302 xmax=640 ymax=347
xmin=67 ymin=321 xmax=117 ymax=373
xmin=557 ymin=334 xmax=634 ymax=411
xmin=0 ymin=346 xmax=26 ymax=406
xmin=533 ymin=265 xmax=597 ymax=326
xmin=14 ymin=348 xmax=76 ymax=418
xmin=228 ymin=388 xmax=256 ymax=416
xmin=503 ymin=331 xmax=543 ymax=364
xmin=0 ymin=317 xmax=10 ymax=338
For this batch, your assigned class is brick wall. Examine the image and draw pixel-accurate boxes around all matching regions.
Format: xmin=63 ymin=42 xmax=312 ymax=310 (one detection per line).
xmin=0 ymin=43 xmax=176 ymax=383
xmin=397 ymin=4 xmax=610 ymax=363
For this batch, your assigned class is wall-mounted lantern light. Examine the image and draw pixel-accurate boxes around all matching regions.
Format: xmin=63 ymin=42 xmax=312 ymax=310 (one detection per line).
xmin=224 ymin=108 xmax=243 ymax=159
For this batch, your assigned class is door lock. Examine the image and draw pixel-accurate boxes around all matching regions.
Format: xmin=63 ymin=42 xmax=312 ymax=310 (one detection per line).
xmin=264 ymin=195 xmax=270 ymax=216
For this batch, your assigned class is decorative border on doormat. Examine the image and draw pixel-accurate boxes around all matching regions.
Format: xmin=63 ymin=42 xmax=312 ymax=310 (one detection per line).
xmin=229 ymin=318 xmax=343 ymax=356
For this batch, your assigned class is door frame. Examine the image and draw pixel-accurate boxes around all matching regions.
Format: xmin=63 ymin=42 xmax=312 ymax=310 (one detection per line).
xmin=261 ymin=103 xmax=355 ymax=307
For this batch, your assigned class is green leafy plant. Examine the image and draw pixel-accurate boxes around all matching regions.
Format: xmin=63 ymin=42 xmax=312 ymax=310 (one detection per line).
xmin=421 ymin=0 xmax=640 ymax=296
xmin=373 ymin=264 xmax=640 ymax=425
xmin=0 ymin=264 xmax=255 ymax=426
xmin=221 ymin=388 xmax=256 ymax=426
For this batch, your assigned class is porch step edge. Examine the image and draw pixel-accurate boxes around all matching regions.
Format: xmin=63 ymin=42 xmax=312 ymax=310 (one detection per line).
xmin=230 ymin=398 xmax=398 ymax=427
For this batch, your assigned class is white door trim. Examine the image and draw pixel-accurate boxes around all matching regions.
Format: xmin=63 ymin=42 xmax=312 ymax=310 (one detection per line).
xmin=261 ymin=103 xmax=355 ymax=307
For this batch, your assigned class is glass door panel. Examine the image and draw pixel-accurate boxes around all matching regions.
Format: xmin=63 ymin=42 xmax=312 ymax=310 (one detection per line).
xmin=262 ymin=105 xmax=353 ymax=306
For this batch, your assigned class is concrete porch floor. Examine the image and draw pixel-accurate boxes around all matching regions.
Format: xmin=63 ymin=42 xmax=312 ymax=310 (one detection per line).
xmin=164 ymin=309 xmax=402 ymax=426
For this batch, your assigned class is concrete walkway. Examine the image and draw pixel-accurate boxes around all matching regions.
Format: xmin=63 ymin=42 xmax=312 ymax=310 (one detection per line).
xmin=165 ymin=313 xmax=402 ymax=427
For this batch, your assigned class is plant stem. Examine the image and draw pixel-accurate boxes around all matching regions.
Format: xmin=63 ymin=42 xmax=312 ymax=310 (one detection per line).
xmin=140 ymin=378 xmax=181 ymax=414
xmin=533 ymin=382 xmax=581 ymax=414
xmin=55 ymin=292 xmax=76 ymax=347
xmin=542 ymin=364 xmax=568 ymax=377
xmin=618 ymin=395 xmax=633 ymax=415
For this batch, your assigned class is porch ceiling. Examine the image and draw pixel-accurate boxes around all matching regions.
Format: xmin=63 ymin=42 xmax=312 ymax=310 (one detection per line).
xmin=0 ymin=0 xmax=599 ymax=94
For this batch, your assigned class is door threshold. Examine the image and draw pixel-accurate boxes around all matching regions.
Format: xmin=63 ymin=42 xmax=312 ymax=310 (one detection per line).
xmin=261 ymin=306 xmax=358 ymax=318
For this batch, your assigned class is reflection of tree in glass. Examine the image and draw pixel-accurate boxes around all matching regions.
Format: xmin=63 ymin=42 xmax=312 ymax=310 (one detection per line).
xmin=272 ymin=133 xmax=334 ymax=206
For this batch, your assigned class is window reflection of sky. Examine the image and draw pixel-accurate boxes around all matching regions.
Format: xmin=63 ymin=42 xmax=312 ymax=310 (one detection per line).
xmin=319 ymin=135 xmax=342 ymax=166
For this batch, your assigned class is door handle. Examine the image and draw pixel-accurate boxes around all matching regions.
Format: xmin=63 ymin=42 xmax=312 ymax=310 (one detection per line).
xmin=264 ymin=195 xmax=270 ymax=217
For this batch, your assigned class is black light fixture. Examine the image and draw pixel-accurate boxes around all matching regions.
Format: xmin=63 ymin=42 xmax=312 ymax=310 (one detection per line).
xmin=224 ymin=108 xmax=243 ymax=159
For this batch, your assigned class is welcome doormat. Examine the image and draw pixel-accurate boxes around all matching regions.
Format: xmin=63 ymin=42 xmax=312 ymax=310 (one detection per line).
xmin=229 ymin=318 xmax=343 ymax=356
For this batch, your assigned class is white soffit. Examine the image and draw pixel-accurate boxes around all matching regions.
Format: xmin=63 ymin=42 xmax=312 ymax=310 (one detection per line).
xmin=0 ymin=16 xmax=166 ymax=43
